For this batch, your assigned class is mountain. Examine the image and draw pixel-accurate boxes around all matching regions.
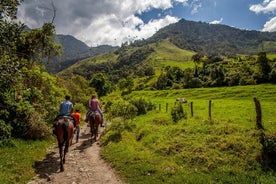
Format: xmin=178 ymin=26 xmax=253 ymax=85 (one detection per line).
xmin=44 ymin=34 xmax=117 ymax=73
xmin=132 ymin=19 xmax=276 ymax=56
xmin=58 ymin=18 xmax=276 ymax=86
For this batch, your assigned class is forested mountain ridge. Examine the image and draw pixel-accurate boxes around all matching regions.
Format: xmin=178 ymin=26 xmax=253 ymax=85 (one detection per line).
xmin=56 ymin=18 xmax=276 ymax=74
xmin=133 ymin=19 xmax=276 ymax=55
xmin=45 ymin=34 xmax=117 ymax=73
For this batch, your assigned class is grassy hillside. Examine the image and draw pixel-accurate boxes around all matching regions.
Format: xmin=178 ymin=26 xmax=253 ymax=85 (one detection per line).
xmin=100 ymin=84 xmax=276 ymax=184
xmin=60 ymin=39 xmax=195 ymax=75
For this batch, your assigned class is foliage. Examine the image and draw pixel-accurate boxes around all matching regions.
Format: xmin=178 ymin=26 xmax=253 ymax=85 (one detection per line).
xmin=171 ymin=103 xmax=187 ymax=122
xmin=138 ymin=19 xmax=276 ymax=55
xmin=118 ymin=76 xmax=134 ymax=95
xmin=0 ymin=120 xmax=12 ymax=147
xmin=107 ymin=99 xmax=137 ymax=121
xmin=129 ymin=97 xmax=155 ymax=115
xmin=100 ymin=118 xmax=135 ymax=146
xmin=89 ymin=72 xmax=113 ymax=97
xmin=257 ymin=52 xmax=271 ymax=83
xmin=260 ymin=133 xmax=276 ymax=171
xmin=0 ymin=1 xmax=89 ymax=142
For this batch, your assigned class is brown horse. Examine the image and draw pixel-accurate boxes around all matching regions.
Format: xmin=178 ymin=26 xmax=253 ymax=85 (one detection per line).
xmin=53 ymin=116 xmax=74 ymax=172
xmin=88 ymin=111 xmax=101 ymax=143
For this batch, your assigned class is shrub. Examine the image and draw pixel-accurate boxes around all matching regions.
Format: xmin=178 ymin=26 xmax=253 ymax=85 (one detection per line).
xmin=171 ymin=103 xmax=187 ymax=123
xmin=23 ymin=112 xmax=51 ymax=139
xmin=108 ymin=99 xmax=137 ymax=120
xmin=129 ymin=97 xmax=155 ymax=115
xmin=260 ymin=133 xmax=276 ymax=170
xmin=100 ymin=118 xmax=135 ymax=146
xmin=0 ymin=120 xmax=12 ymax=147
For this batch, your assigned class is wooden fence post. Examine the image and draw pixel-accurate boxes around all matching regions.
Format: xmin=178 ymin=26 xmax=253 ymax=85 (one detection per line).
xmin=209 ymin=100 xmax=212 ymax=120
xmin=190 ymin=102 xmax=193 ymax=117
xmin=253 ymin=97 xmax=264 ymax=130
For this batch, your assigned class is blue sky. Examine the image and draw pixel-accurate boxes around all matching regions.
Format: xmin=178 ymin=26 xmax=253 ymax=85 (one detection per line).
xmin=138 ymin=0 xmax=272 ymax=30
xmin=18 ymin=0 xmax=276 ymax=47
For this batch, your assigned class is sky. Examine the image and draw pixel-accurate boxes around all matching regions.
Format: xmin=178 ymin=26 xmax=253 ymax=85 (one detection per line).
xmin=17 ymin=0 xmax=276 ymax=47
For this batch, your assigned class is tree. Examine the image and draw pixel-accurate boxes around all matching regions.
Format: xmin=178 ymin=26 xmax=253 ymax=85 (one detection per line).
xmin=89 ymin=73 xmax=113 ymax=97
xmin=118 ymin=76 xmax=134 ymax=93
xmin=257 ymin=52 xmax=271 ymax=83
xmin=0 ymin=0 xmax=63 ymax=141
xmin=192 ymin=53 xmax=203 ymax=65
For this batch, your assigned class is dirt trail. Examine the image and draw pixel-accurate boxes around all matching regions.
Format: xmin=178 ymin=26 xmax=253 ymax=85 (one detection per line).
xmin=27 ymin=125 xmax=125 ymax=184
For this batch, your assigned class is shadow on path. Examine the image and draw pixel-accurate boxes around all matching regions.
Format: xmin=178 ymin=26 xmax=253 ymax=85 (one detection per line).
xmin=32 ymin=125 xmax=100 ymax=180
xmin=33 ymin=151 xmax=60 ymax=179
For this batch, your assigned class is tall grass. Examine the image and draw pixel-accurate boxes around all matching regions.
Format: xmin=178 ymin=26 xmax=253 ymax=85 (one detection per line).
xmin=0 ymin=138 xmax=54 ymax=184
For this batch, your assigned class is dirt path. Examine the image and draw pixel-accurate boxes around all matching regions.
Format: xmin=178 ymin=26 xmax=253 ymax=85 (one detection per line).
xmin=27 ymin=125 xmax=125 ymax=184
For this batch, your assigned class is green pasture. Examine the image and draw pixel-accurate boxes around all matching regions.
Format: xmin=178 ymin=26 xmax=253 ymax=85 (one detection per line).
xmin=149 ymin=40 xmax=196 ymax=71
xmin=127 ymin=84 xmax=276 ymax=131
xmin=101 ymin=84 xmax=276 ymax=184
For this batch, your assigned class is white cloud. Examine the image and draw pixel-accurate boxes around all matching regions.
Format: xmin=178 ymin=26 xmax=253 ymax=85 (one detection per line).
xmin=209 ymin=18 xmax=223 ymax=25
xmin=190 ymin=1 xmax=202 ymax=14
xmin=77 ymin=15 xmax=178 ymax=46
xmin=174 ymin=0 xmax=189 ymax=6
xmin=249 ymin=0 xmax=276 ymax=32
xmin=262 ymin=16 xmax=276 ymax=31
xmin=249 ymin=0 xmax=276 ymax=14
xmin=17 ymin=0 xmax=181 ymax=46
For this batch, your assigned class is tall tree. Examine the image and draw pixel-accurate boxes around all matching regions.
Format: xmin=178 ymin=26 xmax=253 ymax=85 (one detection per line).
xmin=257 ymin=52 xmax=271 ymax=82
xmin=89 ymin=73 xmax=113 ymax=97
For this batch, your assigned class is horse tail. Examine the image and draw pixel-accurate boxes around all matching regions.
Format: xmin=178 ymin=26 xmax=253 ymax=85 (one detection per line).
xmin=62 ymin=122 xmax=68 ymax=141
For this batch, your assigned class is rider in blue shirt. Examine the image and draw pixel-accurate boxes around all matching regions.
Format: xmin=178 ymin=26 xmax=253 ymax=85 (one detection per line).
xmin=56 ymin=95 xmax=76 ymax=127
xmin=60 ymin=95 xmax=73 ymax=116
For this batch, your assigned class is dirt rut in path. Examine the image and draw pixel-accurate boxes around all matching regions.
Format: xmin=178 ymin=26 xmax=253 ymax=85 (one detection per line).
xmin=28 ymin=125 xmax=125 ymax=184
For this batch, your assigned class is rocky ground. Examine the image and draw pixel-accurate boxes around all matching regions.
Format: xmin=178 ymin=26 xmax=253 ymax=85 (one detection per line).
xmin=27 ymin=124 xmax=125 ymax=184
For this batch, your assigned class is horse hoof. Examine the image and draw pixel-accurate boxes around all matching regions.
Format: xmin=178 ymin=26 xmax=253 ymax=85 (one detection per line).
xmin=60 ymin=167 xmax=64 ymax=172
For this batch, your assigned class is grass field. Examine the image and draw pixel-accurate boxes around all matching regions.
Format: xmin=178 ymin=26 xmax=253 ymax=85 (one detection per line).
xmin=0 ymin=138 xmax=55 ymax=184
xmin=100 ymin=84 xmax=276 ymax=184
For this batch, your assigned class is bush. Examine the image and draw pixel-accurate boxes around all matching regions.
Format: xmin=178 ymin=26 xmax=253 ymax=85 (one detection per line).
xmin=100 ymin=118 xmax=135 ymax=146
xmin=23 ymin=112 xmax=51 ymax=139
xmin=171 ymin=103 xmax=187 ymax=122
xmin=129 ymin=97 xmax=155 ymax=115
xmin=0 ymin=120 xmax=12 ymax=147
xmin=108 ymin=99 xmax=137 ymax=120
xmin=260 ymin=133 xmax=276 ymax=170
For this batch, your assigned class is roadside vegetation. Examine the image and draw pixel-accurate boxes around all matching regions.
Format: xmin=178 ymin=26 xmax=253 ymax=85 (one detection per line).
xmin=100 ymin=84 xmax=276 ymax=184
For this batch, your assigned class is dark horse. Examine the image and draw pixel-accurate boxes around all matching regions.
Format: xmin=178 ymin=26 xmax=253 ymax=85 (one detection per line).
xmin=88 ymin=111 xmax=101 ymax=143
xmin=53 ymin=116 xmax=74 ymax=172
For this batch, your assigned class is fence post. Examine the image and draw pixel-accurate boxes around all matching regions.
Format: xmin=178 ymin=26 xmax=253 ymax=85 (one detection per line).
xmin=190 ymin=102 xmax=193 ymax=117
xmin=253 ymin=97 xmax=264 ymax=130
xmin=209 ymin=100 xmax=212 ymax=120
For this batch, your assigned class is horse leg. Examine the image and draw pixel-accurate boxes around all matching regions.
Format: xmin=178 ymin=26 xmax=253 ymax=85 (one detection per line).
xmin=76 ymin=126 xmax=79 ymax=143
xmin=59 ymin=143 xmax=64 ymax=172
xmin=63 ymin=141 xmax=69 ymax=164
xmin=90 ymin=125 xmax=94 ymax=143
xmin=93 ymin=123 xmax=98 ymax=142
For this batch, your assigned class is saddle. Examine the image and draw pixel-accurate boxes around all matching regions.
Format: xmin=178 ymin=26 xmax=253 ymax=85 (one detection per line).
xmin=88 ymin=110 xmax=100 ymax=116
xmin=54 ymin=115 xmax=76 ymax=127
